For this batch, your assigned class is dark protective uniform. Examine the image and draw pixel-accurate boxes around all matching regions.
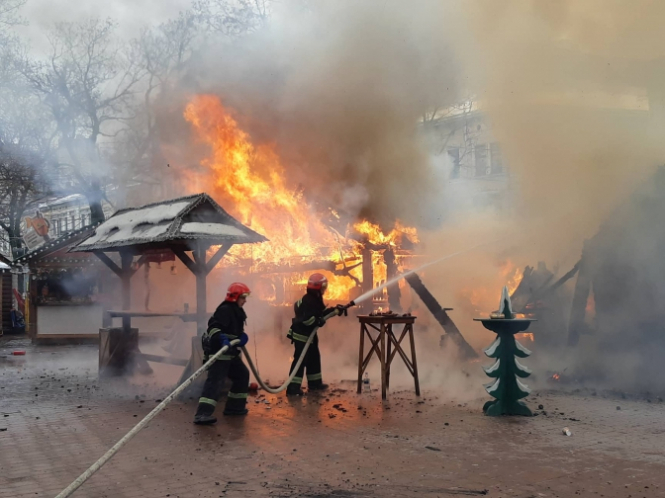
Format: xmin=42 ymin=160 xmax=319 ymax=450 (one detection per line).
xmin=195 ymin=301 xmax=250 ymax=417
xmin=286 ymin=290 xmax=338 ymax=393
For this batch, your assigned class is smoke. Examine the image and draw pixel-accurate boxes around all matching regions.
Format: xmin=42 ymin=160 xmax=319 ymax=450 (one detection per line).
xmin=186 ymin=0 xmax=460 ymax=227
xmin=14 ymin=0 xmax=665 ymax=395
xmin=462 ymin=0 xmax=665 ymax=242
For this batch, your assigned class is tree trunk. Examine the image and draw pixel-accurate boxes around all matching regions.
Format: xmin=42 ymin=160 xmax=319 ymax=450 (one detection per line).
xmin=9 ymin=227 xmax=23 ymax=259
xmin=86 ymin=182 xmax=106 ymax=225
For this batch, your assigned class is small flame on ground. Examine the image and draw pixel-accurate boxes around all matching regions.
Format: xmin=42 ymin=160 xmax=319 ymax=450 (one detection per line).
xmin=552 ymin=373 xmax=561 ymax=381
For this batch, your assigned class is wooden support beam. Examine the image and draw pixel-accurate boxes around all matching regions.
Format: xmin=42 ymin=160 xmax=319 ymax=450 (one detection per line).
xmin=516 ymin=260 xmax=581 ymax=312
xmin=205 ymin=244 xmax=232 ymax=274
xmin=94 ymin=252 xmax=122 ymax=278
xmin=172 ymin=248 xmax=197 ymax=274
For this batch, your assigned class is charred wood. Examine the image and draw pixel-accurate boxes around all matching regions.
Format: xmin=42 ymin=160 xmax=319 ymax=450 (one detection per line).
xmin=405 ymin=273 xmax=478 ymax=359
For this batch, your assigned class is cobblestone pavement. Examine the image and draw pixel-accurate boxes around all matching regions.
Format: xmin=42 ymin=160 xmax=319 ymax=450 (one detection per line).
xmin=1 ymin=336 xmax=664 ymax=498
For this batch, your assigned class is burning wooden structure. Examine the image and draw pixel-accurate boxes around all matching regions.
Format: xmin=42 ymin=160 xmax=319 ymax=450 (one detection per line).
xmin=71 ymin=193 xmax=266 ymax=377
xmin=509 ymin=261 xmax=579 ymax=348
xmin=566 ymin=166 xmax=665 ymax=365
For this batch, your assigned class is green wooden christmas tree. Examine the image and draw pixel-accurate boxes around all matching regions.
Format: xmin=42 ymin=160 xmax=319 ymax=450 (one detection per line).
xmin=474 ymin=286 xmax=536 ymax=416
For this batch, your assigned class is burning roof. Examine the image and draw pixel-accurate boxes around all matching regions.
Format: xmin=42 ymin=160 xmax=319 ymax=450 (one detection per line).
xmin=72 ymin=193 xmax=267 ymax=252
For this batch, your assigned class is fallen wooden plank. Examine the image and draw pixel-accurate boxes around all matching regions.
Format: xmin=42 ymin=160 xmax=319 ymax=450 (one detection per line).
xmin=405 ymin=273 xmax=478 ymax=359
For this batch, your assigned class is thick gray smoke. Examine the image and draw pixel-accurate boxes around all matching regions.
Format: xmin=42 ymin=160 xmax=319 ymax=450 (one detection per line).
xmin=448 ymin=0 xmax=665 ymax=391
xmin=186 ymin=0 xmax=461 ymax=227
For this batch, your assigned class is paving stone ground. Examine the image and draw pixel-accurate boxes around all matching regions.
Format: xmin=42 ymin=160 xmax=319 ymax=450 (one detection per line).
xmin=1 ymin=335 xmax=664 ymax=498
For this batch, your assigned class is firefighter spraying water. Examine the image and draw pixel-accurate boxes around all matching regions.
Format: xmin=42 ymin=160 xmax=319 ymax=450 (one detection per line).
xmin=286 ymin=273 xmax=348 ymax=395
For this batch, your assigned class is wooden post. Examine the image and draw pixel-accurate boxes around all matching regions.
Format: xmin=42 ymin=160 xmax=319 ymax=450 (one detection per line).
xmin=385 ymin=323 xmax=392 ymax=391
xmin=120 ymin=251 xmax=133 ymax=333
xmin=380 ymin=320 xmax=387 ymax=400
xmin=361 ymin=245 xmax=373 ymax=312
xmin=192 ymin=243 xmax=209 ymax=337
xmin=567 ymin=245 xmax=591 ymax=347
xmin=408 ymin=322 xmax=421 ymax=396
xmin=357 ymin=323 xmax=365 ymax=394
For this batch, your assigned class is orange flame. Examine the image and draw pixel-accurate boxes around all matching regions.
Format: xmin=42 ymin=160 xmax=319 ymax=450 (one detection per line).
xmin=459 ymin=259 xmax=524 ymax=314
xmin=182 ymin=95 xmax=416 ymax=302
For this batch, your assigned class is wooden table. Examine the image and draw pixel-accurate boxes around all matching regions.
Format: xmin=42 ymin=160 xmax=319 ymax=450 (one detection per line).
xmin=357 ymin=315 xmax=420 ymax=400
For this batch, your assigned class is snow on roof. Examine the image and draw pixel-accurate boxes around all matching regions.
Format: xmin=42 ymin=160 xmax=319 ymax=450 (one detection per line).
xmin=179 ymin=222 xmax=246 ymax=237
xmin=71 ymin=193 xmax=267 ymax=252
xmin=81 ymin=201 xmax=191 ymax=248
xmin=0 ymin=261 xmax=10 ymax=269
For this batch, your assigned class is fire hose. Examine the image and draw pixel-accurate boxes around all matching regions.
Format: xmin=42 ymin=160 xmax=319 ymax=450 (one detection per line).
xmin=54 ymin=238 xmax=503 ymax=497
xmin=54 ymin=338 xmax=242 ymax=498
xmin=241 ymin=306 xmax=348 ymax=394
xmin=54 ymin=302 xmax=354 ymax=498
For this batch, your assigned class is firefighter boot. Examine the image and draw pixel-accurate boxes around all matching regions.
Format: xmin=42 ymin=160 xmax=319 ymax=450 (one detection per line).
xmin=308 ymin=383 xmax=329 ymax=392
xmin=223 ymin=408 xmax=249 ymax=416
xmin=193 ymin=402 xmax=217 ymax=425
xmin=223 ymin=391 xmax=249 ymax=416
xmin=286 ymin=382 xmax=305 ymax=396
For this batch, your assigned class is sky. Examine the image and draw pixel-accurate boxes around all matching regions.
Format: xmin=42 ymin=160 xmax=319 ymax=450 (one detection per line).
xmin=15 ymin=0 xmax=191 ymax=50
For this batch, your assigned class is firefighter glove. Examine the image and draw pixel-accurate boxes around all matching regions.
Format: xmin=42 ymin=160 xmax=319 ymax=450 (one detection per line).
xmin=316 ymin=316 xmax=327 ymax=327
xmin=239 ymin=332 xmax=249 ymax=347
xmin=220 ymin=334 xmax=231 ymax=348
xmin=335 ymin=304 xmax=348 ymax=316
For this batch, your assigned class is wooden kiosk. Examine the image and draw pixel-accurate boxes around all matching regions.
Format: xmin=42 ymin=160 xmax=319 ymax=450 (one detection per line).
xmin=357 ymin=314 xmax=420 ymax=400
xmin=70 ymin=193 xmax=267 ymax=379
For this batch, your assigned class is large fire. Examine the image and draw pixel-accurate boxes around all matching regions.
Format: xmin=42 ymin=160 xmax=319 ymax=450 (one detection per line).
xmin=459 ymin=259 xmax=524 ymax=314
xmin=183 ymin=95 xmax=417 ymax=302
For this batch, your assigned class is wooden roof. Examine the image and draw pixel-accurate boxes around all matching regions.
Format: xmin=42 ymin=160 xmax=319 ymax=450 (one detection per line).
xmin=70 ymin=193 xmax=267 ymax=253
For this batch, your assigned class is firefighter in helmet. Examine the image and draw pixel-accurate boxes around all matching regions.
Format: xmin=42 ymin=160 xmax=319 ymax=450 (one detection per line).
xmin=286 ymin=273 xmax=344 ymax=396
xmin=194 ymin=282 xmax=251 ymax=424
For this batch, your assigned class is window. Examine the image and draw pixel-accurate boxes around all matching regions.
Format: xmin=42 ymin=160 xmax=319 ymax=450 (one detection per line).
xmin=490 ymin=143 xmax=503 ymax=175
xmin=447 ymin=147 xmax=460 ymax=179
xmin=474 ymin=144 xmax=489 ymax=176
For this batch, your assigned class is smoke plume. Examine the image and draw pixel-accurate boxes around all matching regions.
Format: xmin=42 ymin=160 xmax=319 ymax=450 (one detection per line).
xmin=187 ymin=0 xmax=460 ymax=227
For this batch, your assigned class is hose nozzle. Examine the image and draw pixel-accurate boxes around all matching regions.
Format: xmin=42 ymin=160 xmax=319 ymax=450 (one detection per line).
xmin=335 ymin=301 xmax=356 ymax=317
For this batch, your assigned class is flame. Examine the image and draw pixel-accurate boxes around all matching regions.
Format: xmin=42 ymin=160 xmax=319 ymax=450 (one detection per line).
xmin=586 ymin=292 xmax=596 ymax=315
xmin=552 ymin=373 xmax=561 ymax=381
xmin=183 ymin=95 xmax=416 ymax=302
xmin=460 ymin=259 xmax=524 ymax=314
xmin=500 ymin=260 xmax=523 ymax=296
xmin=353 ymin=220 xmax=419 ymax=247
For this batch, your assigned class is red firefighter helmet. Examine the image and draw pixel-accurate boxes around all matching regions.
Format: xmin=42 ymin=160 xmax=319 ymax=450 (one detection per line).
xmin=226 ymin=282 xmax=251 ymax=302
xmin=307 ymin=273 xmax=328 ymax=292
